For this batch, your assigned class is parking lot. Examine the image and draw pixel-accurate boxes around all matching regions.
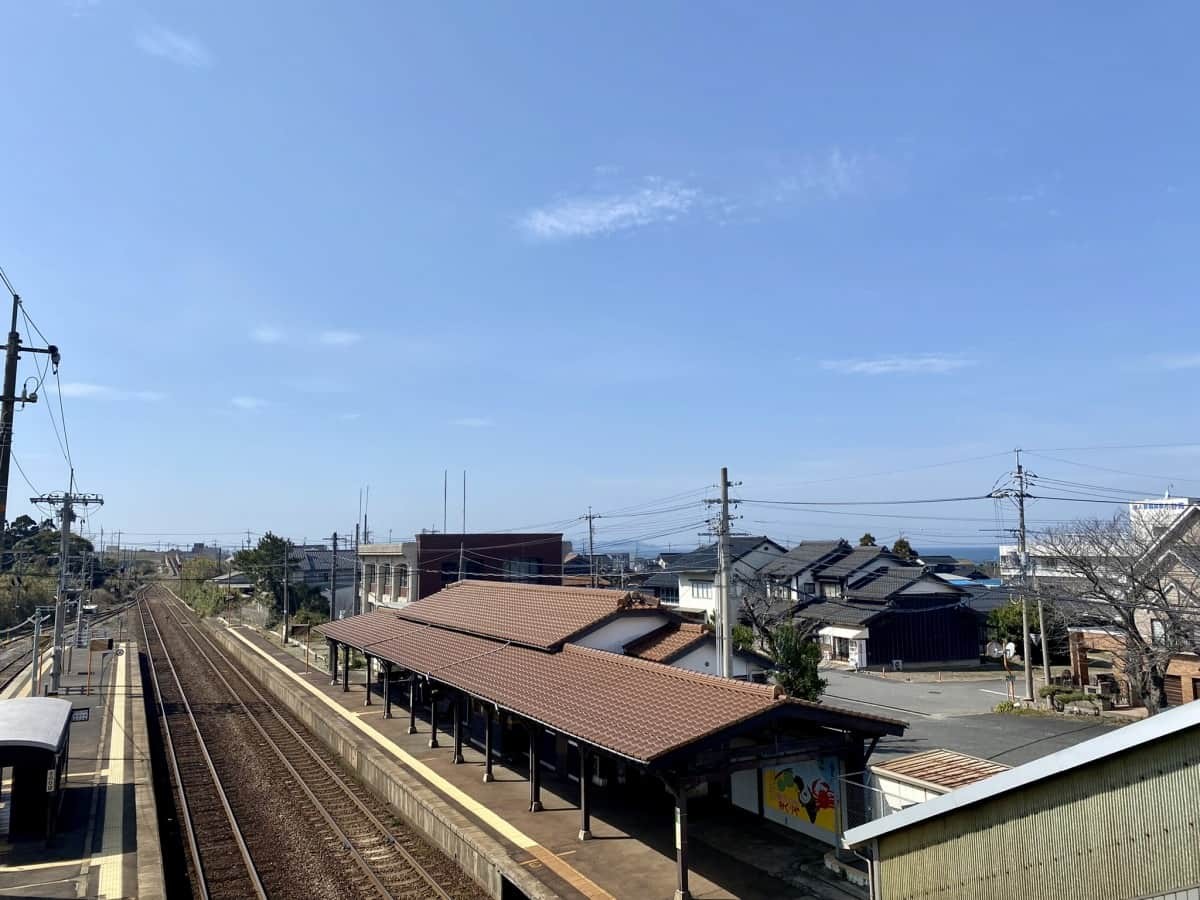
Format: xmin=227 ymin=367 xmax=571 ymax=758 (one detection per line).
xmin=823 ymin=668 xmax=1121 ymax=766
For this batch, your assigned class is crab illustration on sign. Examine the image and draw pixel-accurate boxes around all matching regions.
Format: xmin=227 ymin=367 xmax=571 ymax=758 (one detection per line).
xmin=762 ymin=757 xmax=842 ymax=842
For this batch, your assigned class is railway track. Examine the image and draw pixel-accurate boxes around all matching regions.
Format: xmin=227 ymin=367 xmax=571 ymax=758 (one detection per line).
xmin=138 ymin=589 xmax=267 ymax=900
xmin=0 ymin=601 xmax=132 ymax=693
xmin=140 ymin=584 xmax=483 ymax=900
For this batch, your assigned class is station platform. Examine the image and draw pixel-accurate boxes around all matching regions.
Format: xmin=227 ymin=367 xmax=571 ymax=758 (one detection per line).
xmin=220 ymin=618 xmax=863 ymax=900
xmin=0 ymin=615 xmax=165 ymax=900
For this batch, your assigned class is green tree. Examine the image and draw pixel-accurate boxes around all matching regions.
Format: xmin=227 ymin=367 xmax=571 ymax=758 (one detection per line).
xmin=231 ymin=532 xmax=298 ymax=621
xmin=891 ymin=537 xmax=915 ymax=561
xmin=731 ymin=623 xmax=755 ymax=652
xmin=859 ymin=533 xmax=876 ymax=547
xmin=769 ymin=624 xmax=827 ymax=700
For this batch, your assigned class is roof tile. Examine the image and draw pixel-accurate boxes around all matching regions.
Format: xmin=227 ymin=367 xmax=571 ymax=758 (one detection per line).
xmin=395 ymin=579 xmax=658 ymax=650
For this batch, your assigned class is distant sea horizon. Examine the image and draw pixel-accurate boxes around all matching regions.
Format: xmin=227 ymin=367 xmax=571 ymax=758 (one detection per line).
xmin=921 ymin=545 xmax=999 ymax=562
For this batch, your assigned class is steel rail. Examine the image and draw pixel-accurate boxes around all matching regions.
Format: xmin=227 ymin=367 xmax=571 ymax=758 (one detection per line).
xmin=154 ymin=585 xmax=454 ymax=900
xmin=138 ymin=591 xmax=267 ymax=900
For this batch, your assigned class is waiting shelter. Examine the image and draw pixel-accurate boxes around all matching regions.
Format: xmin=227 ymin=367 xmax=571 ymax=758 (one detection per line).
xmin=0 ymin=697 xmax=72 ymax=840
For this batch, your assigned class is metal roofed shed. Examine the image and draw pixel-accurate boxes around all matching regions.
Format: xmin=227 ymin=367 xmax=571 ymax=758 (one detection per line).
xmin=845 ymin=700 xmax=1200 ymax=900
xmin=867 ymin=750 xmax=1009 ymax=821
xmin=0 ymin=697 xmax=73 ymax=839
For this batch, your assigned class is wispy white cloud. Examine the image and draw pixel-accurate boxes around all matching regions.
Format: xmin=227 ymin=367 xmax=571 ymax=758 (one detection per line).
xmin=58 ymin=383 xmax=166 ymax=400
xmin=136 ymin=26 xmax=212 ymax=68
xmin=518 ymin=178 xmax=702 ymax=241
xmin=318 ymin=330 xmax=362 ymax=346
xmin=251 ymin=326 xmax=285 ymax=344
xmin=231 ymin=396 xmax=265 ymax=410
xmin=450 ymin=416 xmax=494 ymax=428
xmin=58 ymin=382 xmax=110 ymax=398
xmin=520 ymin=150 xmax=882 ymax=241
xmin=339 ymin=412 xmax=361 ymax=421
xmin=820 ymin=355 xmax=976 ymax=376
xmin=775 ymin=148 xmax=866 ymax=200
xmin=1153 ymin=354 xmax=1200 ymax=370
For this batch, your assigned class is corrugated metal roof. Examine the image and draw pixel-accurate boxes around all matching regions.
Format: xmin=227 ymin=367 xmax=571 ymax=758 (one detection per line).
xmin=320 ymin=610 xmax=905 ymax=763
xmin=0 ymin=697 xmax=72 ymax=752
xmin=872 ymin=749 xmax=1010 ymax=791
xmin=845 ymin=695 xmax=1200 ymax=847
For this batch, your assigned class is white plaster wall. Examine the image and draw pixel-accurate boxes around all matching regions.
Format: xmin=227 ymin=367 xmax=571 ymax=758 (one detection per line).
xmin=571 ymin=614 xmax=670 ymax=652
xmin=673 ymin=643 xmax=768 ymax=678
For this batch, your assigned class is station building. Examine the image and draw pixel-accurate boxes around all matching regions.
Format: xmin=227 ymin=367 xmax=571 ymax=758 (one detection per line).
xmin=320 ymin=580 xmax=905 ymax=899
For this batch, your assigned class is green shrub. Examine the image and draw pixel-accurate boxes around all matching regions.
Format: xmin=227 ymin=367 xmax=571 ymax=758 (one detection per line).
xmin=993 ymin=700 xmax=1016 ymax=713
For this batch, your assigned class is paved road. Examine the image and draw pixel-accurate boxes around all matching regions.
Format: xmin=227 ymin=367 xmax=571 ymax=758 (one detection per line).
xmin=822 ymin=669 xmax=1119 ymax=766
xmin=823 ymin=669 xmax=1012 ymax=718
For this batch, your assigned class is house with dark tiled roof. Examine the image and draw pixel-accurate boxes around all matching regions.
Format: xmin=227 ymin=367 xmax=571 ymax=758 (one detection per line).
xmin=794 ymin=567 xmax=978 ymax=668
xmin=671 ymin=536 xmax=785 ymax=617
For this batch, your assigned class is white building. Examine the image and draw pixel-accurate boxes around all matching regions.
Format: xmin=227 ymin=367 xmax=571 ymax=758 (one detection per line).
xmin=670 ymin=536 xmax=785 ymax=617
xmin=1000 ymin=492 xmax=1200 ymax=578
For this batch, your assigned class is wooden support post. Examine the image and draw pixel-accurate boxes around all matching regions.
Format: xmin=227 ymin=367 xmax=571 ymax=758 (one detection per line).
xmin=578 ymin=748 xmax=592 ymax=840
xmin=428 ymin=689 xmax=440 ymax=749
xmin=483 ymin=706 xmax=494 ymax=783
xmin=529 ymin=725 xmax=542 ymax=812
xmin=674 ymin=784 xmax=691 ymax=900
xmin=382 ymin=662 xmax=392 ymax=719
xmin=452 ymin=694 xmax=464 ymax=764
xmin=363 ymin=655 xmax=372 ymax=706
xmin=408 ymin=676 xmax=418 ymax=734
xmin=341 ymin=645 xmax=350 ymax=692
xmin=329 ymin=639 xmax=338 ymax=683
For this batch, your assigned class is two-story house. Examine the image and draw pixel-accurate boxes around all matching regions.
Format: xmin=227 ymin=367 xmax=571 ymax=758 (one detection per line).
xmin=670 ymin=536 xmax=785 ymax=618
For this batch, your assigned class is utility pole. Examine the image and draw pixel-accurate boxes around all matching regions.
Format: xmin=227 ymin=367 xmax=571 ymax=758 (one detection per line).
xmin=352 ymin=524 xmax=360 ymax=615
xmin=587 ymin=507 xmax=597 ymax=588
xmin=330 ymin=532 xmax=338 ymax=621
xmin=458 ymin=470 xmax=467 ymax=582
xmin=282 ymin=538 xmax=290 ymax=643
xmin=0 ymin=269 xmax=60 ymax=533
xmin=717 ymin=467 xmax=733 ymax=679
xmin=30 ymin=487 xmax=103 ymax=693
xmin=1015 ymin=451 xmax=1034 ymax=702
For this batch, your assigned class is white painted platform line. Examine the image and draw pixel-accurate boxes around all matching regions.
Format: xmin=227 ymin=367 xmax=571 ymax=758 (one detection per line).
xmin=0 ymin=654 xmax=52 ymax=701
xmin=96 ymin=643 xmax=128 ymax=899
xmin=979 ymin=689 xmax=1012 ymax=697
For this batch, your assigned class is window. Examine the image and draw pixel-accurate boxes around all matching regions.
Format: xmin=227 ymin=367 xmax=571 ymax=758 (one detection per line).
xmin=1151 ymin=619 xmax=1166 ymax=645
xmin=394 ymin=564 xmax=408 ymax=591
xmin=503 ymin=558 xmax=542 ymax=581
xmin=692 ymin=580 xmax=714 ymax=600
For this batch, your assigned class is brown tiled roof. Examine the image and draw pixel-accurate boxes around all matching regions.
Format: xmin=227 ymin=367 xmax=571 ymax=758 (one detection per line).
xmin=871 ymin=749 xmax=1010 ymax=791
xmin=320 ymin=611 xmax=905 ymax=763
xmin=623 ymin=621 xmax=710 ymax=663
xmin=394 ymin=579 xmax=658 ymax=650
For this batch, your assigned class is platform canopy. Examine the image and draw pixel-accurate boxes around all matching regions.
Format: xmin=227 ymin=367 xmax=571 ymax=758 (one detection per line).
xmin=321 ymin=581 xmax=904 ymax=768
xmin=0 ymin=697 xmax=72 ymax=753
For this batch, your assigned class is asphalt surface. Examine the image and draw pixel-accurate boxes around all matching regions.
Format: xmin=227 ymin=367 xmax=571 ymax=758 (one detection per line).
xmin=822 ymin=668 xmax=1120 ymax=766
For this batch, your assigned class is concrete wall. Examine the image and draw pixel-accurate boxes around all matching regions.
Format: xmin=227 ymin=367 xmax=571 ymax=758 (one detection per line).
xmin=205 ymin=625 xmax=555 ymax=900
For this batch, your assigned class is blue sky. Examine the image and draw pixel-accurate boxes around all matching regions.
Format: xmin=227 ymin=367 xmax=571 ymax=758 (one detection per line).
xmin=3 ymin=2 xmax=1199 ymax=554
